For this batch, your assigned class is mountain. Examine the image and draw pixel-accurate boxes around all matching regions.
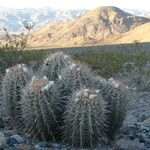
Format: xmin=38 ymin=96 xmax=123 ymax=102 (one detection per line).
xmin=0 ymin=6 xmax=149 ymax=33
xmin=0 ymin=7 xmax=87 ymax=32
xmin=114 ymin=22 xmax=150 ymax=43
xmin=28 ymin=6 xmax=150 ymax=47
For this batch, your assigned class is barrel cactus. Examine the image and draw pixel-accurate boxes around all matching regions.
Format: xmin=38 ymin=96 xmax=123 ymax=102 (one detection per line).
xmin=21 ymin=76 xmax=60 ymax=141
xmin=63 ymin=87 xmax=107 ymax=148
xmin=58 ymin=62 xmax=95 ymax=102
xmin=95 ymin=77 xmax=130 ymax=139
xmin=40 ymin=52 xmax=72 ymax=81
xmin=1 ymin=64 xmax=31 ymax=125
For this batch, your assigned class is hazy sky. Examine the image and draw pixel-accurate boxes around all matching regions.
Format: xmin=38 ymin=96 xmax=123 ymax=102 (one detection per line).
xmin=0 ymin=0 xmax=149 ymax=10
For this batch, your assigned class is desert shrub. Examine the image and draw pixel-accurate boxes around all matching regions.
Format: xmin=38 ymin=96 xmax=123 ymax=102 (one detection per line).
xmin=122 ymin=48 xmax=150 ymax=92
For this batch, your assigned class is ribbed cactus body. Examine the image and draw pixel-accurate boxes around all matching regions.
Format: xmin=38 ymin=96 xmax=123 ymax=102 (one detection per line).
xmin=63 ymin=88 xmax=107 ymax=148
xmin=1 ymin=64 xmax=31 ymax=125
xmin=40 ymin=52 xmax=72 ymax=81
xmin=58 ymin=63 xmax=95 ymax=102
xmin=95 ymin=77 xmax=130 ymax=139
xmin=21 ymin=76 xmax=60 ymax=141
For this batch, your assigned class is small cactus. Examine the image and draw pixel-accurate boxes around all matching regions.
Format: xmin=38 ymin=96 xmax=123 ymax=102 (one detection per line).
xmin=1 ymin=64 xmax=31 ymax=125
xmin=63 ymin=87 xmax=107 ymax=148
xmin=40 ymin=52 xmax=72 ymax=81
xmin=21 ymin=76 xmax=60 ymax=141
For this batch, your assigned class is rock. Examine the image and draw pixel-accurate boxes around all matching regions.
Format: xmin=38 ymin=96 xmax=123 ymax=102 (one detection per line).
xmin=10 ymin=134 xmax=25 ymax=144
xmin=35 ymin=142 xmax=51 ymax=149
xmin=114 ymin=138 xmax=145 ymax=150
xmin=6 ymin=134 xmax=25 ymax=146
xmin=138 ymin=113 xmax=147 ymax=122
xmin=5 ymin=147 xmax=22 ymax=150
xmin=15 ymin=144 xmax=36 ymax=150
xmin=143 ymin=118 xmax=150 ymax=126
xmin=0 ymin=118 xmax=4 ymax=129
xmin=0 ymin=132 xmax=6 ymax=149
xmin=145 ymin=138 xmax=150 ymax=148
xmin=51 ymin=143 xmax=62 ymax=149
xmin=138 ymin=134 xmax=147 ymax=143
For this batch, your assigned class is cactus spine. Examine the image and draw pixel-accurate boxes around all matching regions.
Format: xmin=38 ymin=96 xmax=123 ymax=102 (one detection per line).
xmin=21 ymin=76 xmax=60 ymax=141
xmin=95 ymin=77 xmax=130 ymax=139
xmin=40 ymin=52 xmax=72 ymax=81
xmin=63 ymin=87 xmax=107 ymax=148
xmin=1 ymin=64 xmax=31 ymax=125
xmin=58 ymin=62 xmax=95 ymax=102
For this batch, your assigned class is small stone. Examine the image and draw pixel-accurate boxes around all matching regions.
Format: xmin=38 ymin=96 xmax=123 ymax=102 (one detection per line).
xmin=0 ymin=118 xmax=4 ymax=129
xmin=36 ymin=142 xmax=47 ymax=147
xmin=138 ymin=113 xmax=147 ymax=122
xmin=10 ymin=134 xmax=25 ymax=144
xmin=114 ymin=138 xmax=146 ymax=150
xmin=15 ymin=144 xmax=35 ymax=150
xmin=5 ymin=147 xmax=21 ymax=150
xmin=51 ymin=143 xmax=62 ymax=149
xmin=143 ymin=118 xmax=150 ymax=126
xmin=0 ymin=132 xmax=6 ymax=149
xmin=138 ymin=134 xmax=146 ymax=143
xmin=144 ymin=138 xmax=150 ymax=148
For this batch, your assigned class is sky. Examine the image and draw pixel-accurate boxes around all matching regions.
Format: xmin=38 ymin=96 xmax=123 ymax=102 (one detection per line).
xmin=0 ymin=0 xmax=149 ymax=11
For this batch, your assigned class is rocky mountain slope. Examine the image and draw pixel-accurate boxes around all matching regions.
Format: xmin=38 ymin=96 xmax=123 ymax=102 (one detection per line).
xmin=0 ymin=7 xmax=87 ymax=32
xmin=28 ymin=6 xmax=150 ymax=47
xmin=115 ymin=22 xmax=150 ymax=43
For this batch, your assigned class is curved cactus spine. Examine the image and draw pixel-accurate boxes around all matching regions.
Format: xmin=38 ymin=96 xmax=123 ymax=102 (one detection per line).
xmin=95 ymin=77 xmax=130 ymax=139
xmin=1 ymin=64 xmax=31 ymax=125
xmin=58 ymin=62 xmax=95 ymax=102
xmin=40 ymin=52 xmax=72 ymax=81
xmin=63 ymin=87 xmax=107 ymax=148
xmin=21 ymin=76 xmax=60 ymax=141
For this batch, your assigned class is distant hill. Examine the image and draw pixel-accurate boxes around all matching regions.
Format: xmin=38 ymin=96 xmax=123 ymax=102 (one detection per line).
xmin=0 ymin=6 xmax=149 ymax=33
xmin=28 ymin=6 xmax=150 ymax=47
xmin=115 ymin=22 xmax=150 ymax=43
xmin=0 ymin=7 xmax=87 ymax=32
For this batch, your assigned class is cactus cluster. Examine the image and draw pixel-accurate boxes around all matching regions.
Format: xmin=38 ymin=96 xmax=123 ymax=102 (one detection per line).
xmin=1 ymin=52 xmax=130 ymax=148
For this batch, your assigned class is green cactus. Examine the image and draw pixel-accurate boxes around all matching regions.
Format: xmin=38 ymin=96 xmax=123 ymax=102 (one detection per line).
xmin=21 ymin=76 xmax=60 ymax=141
xmin=40 ymin=52 xmax=72 ymax=81
xmin=58 ymin=62 xmax=95 ymax=102
xmin=1 ymin=64 xmax=31 ymax=126
xmin=95 ymin=77 xmax=130 ymax=139
xmin=63 ymin=87 xmax=107 ymax=148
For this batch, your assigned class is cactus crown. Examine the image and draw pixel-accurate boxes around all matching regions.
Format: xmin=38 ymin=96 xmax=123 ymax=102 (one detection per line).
xmin=5 ymin=64 xmax=28 ymax=75
xmin=73 ymin=88 xmax=101 ymax=104
xmin=29 ymin=76 xmax=55 ymax=93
